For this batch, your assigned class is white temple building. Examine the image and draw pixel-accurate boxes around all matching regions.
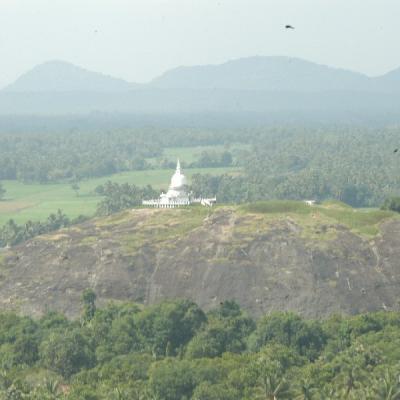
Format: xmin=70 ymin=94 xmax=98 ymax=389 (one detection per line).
xmin=142 ymin=159 xmax=216 ymax=208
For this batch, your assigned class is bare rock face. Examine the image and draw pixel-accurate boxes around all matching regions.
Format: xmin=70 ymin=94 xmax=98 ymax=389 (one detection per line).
xmin=0 ymin=206 xmax=400 ymax=319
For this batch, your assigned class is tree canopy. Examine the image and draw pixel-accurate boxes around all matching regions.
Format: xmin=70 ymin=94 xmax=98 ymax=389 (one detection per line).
xmin=1 ymin=296 xmax=400 ymax=399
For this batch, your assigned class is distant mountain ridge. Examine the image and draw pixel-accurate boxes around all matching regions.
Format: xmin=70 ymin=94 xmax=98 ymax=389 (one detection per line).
xmin=1 ymin=56 xmax=400 ymax=118
xmin=5 ymin=56 xmax=400 ymax=93
xmin=150 ymin=56 xmax=372 ymax=92
xmin=153 ymin=56 xmax=400 ymax=92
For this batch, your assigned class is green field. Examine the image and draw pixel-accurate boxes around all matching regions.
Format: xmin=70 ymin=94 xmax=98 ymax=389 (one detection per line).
xmin=0 ymin=167 xmax=240 ymax=225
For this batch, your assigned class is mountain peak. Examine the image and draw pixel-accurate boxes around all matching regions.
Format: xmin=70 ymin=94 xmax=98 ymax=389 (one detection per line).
xmin=4 ymin=60 xmax=134 ymax=92
xmin=149 ymin=55 xmax=370 ymax=91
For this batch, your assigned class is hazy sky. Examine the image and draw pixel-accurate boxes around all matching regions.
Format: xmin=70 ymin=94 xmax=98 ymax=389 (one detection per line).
xmin=1 ymin=0 xmax=400 ymax=88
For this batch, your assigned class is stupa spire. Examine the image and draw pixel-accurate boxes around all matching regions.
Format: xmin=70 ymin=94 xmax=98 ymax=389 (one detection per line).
xmin=176 ymin=159 xmax=181 ymax=173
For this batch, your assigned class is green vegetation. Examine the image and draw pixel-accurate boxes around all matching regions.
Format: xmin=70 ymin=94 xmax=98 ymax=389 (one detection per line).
xmin=1 ymin=297 xmax=400 ymax=399
xmin=0 ymin=167 xmax=238 ymax=226
xmin=2 ymin=125 xmax=400 ymax=208
xmin=191 ymin=126 xmax=400 ymax=207
xmin=0 ymin=210 xmax=81 ymax=247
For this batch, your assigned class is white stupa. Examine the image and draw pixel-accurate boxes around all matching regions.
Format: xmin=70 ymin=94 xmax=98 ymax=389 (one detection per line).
xmin=159 ymin=159 xmax=190 ymax=206
xmin=142 ymin=159 xmax=216 ymax=208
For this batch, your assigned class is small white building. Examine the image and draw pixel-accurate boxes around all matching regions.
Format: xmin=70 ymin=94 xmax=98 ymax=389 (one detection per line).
xmin=142 ymin=159 xmax=216 ymax=208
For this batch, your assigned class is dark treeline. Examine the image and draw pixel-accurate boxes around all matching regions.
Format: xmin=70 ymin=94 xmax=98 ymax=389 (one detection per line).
xmin=1 ymin=295 xmax=400 ymax=399
xmin=0 ymin=128 xmax=243 ymax=183
xmin=95 ymin=182 xmax=158 ymax=216
xmin=0 ymin=129 xmax=161 ymax=182
xmin=0 ymin=211 xmax=87 ymax=248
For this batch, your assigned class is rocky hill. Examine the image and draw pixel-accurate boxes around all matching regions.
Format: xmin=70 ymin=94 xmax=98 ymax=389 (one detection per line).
xmin=0 ymin=202 xmax=399 ymax=319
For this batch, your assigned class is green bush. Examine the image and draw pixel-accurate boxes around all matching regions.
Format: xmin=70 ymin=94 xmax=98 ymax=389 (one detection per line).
xmin=381 ymin=196 xmax=400 ymax=213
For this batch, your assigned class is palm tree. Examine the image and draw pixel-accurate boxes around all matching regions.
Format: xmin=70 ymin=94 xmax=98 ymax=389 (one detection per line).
xmin=0 ymin=369 xmax=11 ymax=390
xmin=313 ymin=386 xmax=342 ymax=400
xmin=371 ymin=369 xmax=400 ymax=400
xmin=44 ymin=379 xmax=60 ymax=395
xmin=111 ymin=387 xmax=130 ymax=400
xmin=333 ymin=357 xmax=366 ymax=399
xmin=295 ymin=377 xmax=316 ymax=400
xmin=254 ymin=360 xmax=292 ymax=400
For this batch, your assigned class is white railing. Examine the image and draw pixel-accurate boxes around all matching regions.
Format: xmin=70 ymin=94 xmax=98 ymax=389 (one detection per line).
xmin=142 ymin=197 xmax=216 ymax=208
xmin=142 ymin=199 xmax=191 ymax=208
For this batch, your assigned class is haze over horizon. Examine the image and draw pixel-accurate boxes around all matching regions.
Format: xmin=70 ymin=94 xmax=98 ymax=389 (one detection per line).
xmin=1 ymin=0 xmax=400 ymax=89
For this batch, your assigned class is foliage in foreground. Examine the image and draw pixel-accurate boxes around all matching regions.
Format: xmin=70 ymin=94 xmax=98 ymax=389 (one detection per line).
xmin=1 ymin=295 xmax=400 ymax=399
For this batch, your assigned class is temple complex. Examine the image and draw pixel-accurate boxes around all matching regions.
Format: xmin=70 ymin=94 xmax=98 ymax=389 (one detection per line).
xmin=142 ymin=160 xmax=216 ymax=208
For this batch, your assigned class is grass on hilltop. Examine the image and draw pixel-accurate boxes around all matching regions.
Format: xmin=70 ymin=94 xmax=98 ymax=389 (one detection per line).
xmin=318 ymin=207 xmax=396 ymax=236
xmin=243 ymin=200 xmax=313 ymax=215
xmin=242 ymin=200 xmax=398 ymax=237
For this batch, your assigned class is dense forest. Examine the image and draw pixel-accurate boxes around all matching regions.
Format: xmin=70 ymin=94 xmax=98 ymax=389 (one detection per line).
xmin=0 ymin=126 xmax=399 ymax=206
xmin=0 ymin=128 xmax=239 ymax=182
xmin=1 ymin=295 xmax=400 ymax=399
xmin=192 ymin=127 xmax=400 ymax=207
xmin=0 ymin=123 xmax=395 ymax=210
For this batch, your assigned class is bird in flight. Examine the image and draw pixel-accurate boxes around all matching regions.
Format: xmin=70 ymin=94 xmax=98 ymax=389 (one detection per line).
xmin=285 ymin=25 xmax=295 ymax=29
xmin=394 ymin=148 xmax=399 ymax=153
